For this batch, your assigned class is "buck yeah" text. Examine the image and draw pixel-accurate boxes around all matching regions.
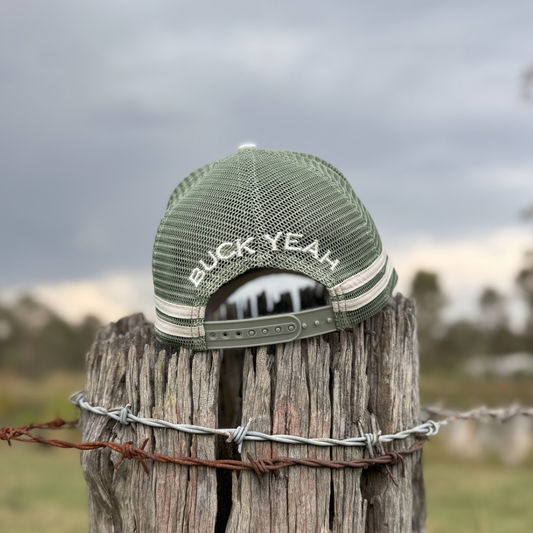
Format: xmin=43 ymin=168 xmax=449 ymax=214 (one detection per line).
xmin=189 ymin=232 xmax=339 ymax=287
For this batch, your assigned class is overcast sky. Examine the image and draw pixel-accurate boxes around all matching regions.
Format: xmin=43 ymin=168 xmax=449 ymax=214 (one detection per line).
xmin=1 ymin=1 xmax=532 ymax=323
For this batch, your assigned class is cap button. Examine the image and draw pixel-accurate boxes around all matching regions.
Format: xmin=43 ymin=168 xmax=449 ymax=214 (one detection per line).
xmin=238 ymin=143 xmax=256 ymax=151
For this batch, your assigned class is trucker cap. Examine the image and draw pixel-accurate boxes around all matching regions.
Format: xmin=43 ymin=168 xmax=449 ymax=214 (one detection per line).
xmin=152 ymin=144 xmax=397 ymax=351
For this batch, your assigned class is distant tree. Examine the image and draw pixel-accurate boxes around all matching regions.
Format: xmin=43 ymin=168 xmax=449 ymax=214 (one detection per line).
xmin=0 ymin=294 xmax=102 ymax=377
xmin=522 ymin=63 xmax=533 ymax=101
xmin=410 ymin=270 xmax=446 ymax=362
xmin=522 ymin=204 xmax=533 ymax=220
xmin=516 ymin=250 xmax=533 ymax=347
xmin=478 ymin=287 xmax=520 ymax=355
xmin=411 ymin=271 xmax=446 ymax=336
xmin=479 ymin=287 xmax=508 ymax=330
xmin=516 ymin=200 xmax=533 ymax=348
xmin=439 ymin=319 xmax=485 ymax=361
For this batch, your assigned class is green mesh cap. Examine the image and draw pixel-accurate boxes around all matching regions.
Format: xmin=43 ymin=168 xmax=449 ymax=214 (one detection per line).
xmin=152 ymin=145 xmax=397 ymax=350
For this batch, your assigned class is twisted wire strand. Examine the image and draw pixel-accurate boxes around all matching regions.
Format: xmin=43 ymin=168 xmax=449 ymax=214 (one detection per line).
xmin=72 ymin=392 xmax=533 ymax=449
xmin=0 ymin=419 xmax=425 ymax=480
xmin=71 ymin=391 xmax=441 ymax=448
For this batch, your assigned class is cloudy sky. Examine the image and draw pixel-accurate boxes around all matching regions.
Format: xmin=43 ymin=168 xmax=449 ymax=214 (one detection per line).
xmin=1 ymin=1 xmax=532 ymax=324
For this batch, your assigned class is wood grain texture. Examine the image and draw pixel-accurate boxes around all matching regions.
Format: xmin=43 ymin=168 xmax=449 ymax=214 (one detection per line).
xmin=81 ymin=295 xmax=425 ymax=532
xmin=81 ymin=314 xmax=219 ymax=532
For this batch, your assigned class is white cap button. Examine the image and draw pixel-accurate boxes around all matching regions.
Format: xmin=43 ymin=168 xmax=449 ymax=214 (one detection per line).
xmin=238 ymin=143 xmax=256 ymax=151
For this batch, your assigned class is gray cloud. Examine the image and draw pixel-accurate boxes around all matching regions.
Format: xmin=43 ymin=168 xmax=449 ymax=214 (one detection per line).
xmin=1 ymin=0 xmax=533 ymax=286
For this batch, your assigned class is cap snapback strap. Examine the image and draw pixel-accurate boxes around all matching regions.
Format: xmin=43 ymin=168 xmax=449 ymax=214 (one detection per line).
xmin=204 ymin=305 xmax=337 ymax=349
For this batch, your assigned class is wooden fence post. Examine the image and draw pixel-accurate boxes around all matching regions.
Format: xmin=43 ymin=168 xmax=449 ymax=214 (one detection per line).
xmin=80 ymin=294 xmax=425 ymax=532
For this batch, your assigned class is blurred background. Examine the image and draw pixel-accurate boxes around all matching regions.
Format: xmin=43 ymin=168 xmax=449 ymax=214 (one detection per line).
xmin=1 ymin=1 xmax=533 ymax=532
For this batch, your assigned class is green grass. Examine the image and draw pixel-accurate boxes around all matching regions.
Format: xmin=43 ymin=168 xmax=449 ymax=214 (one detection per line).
xmin=424 ymin=440 xmax=533 ymax=533
xmin=0 ymin=371 xmax=532 ymax=532
xmin=0 ymin=372 xmax=88 ymax=532
xmin=420 ymin=373 xmax=533 ymax=408
xmin=0 ymin=442 xmax=88 ymax=533
xmin=0 ymin=371 xmax=84 ymax=427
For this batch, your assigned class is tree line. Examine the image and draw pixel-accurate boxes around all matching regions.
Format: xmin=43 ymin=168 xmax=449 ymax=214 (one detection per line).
xmin=0 ymin=295 xmax=101 ymax=376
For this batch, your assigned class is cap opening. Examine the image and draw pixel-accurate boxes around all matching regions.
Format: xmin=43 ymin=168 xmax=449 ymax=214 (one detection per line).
xmin=205 ymin=268 xmax=330 ymax=321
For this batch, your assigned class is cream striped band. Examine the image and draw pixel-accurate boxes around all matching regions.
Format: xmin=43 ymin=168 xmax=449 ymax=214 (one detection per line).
xmin=331 ymin=259 xmax=394 ymax=313
xmin=155 ymin=315 xmax=205 ymax=338
xmin=329 ymin=250 xmax=387 ymax=297
xmin=155 ymin=295 xmax=206 ymax=320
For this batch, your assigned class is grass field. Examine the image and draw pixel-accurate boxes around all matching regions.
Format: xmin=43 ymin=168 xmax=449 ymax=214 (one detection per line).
xmin=0 ymin=443 xmax=88 ymax=533
xmin=1 ymin=372 xmax=532 ymax=532
xmin=424 ymin=439 xmax=533 ymax=533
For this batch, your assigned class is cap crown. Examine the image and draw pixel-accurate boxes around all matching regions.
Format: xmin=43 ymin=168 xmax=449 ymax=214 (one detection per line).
xmin=153 ymin=148 xmax=397 ymax=350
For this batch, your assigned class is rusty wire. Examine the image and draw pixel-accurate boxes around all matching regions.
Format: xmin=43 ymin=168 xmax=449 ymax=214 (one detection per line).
xmin=0 ymin=417 xmax=424 ymax=481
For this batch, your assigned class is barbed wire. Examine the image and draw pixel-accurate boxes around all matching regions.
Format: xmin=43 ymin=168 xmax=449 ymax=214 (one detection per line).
xmin=71 ymin=392 xmax=533 ymax=453
xmin=71 ymin=391 xmax=496 ymax=453
xmin=0 ymin=417 xmax=424 ymax=482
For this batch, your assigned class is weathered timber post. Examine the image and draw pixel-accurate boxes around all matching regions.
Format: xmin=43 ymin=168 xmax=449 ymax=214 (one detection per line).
xmin=81 ymin=294 xmax=425 ymax=532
